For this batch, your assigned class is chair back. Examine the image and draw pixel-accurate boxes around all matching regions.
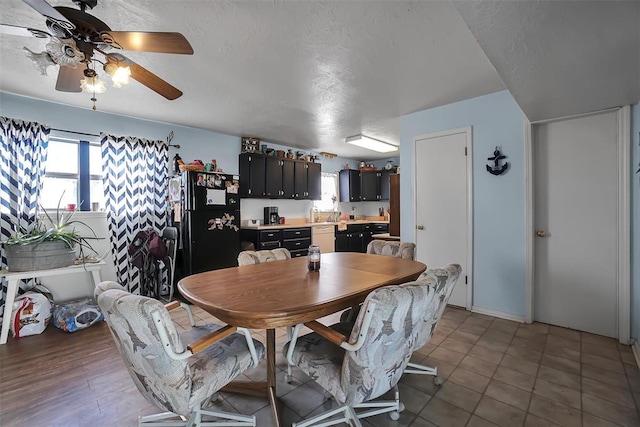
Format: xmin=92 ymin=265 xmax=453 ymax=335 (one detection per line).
xmin=237 ymin=248 xmax=291 ymax=265
xmin=341 ymin=280 xmax=435 ymax=403
xmin=366 ymin=240 xmax=416 ymax=260
xmin=413 ymin=263 xmax=462 ymax=350
xmin=162 ymin=226 xmax=178 ymax=298
xmin=96 ymin=282 xmax=194 ymax=415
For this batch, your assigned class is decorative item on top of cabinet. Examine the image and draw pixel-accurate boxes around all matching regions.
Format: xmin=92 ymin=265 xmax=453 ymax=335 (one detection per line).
xmin=241 ymin=137 xmax=260 ymax=153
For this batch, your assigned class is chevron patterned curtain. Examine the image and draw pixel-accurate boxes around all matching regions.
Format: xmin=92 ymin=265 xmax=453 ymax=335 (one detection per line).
xmin=0 ymin=117 xmax=50 ymax=320
xmin=101 ymin=133 xmax=168 ymax=294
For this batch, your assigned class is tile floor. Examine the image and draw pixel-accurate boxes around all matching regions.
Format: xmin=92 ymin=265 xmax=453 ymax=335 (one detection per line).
xmin=180 ymin=304 xmax=640 ymax=427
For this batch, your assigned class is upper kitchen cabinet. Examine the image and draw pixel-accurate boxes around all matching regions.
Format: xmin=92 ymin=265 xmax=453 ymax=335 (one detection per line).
xmin=239 ymin=153 xmax=321 ymax=199
xmin=239 ymin=153 xmax=266 ymax=198
xmin=339 ymin=169 xmax=390 ymax=202
xmin=339 ymin=169 xmax=361 ymax=202
xmin=379 ymin=169 xmax=395 ymax=201
xmin=265 ymin=157 xmax=295 ymax=198
xmin=307 ymin=162 xmax=321 ymax=200
xmin=360 ymin=171 xmax=379 ymax=201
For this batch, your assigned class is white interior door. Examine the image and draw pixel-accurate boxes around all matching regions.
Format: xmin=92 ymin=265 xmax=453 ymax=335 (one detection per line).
xmin=414 ymin=128 xmax=471 ymax=308
xmin=533 ymin=110 xmax=619 ymax=337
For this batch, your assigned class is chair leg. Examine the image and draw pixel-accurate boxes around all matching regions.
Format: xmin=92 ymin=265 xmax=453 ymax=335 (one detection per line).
xmin=352 ymin=384 xmax=404 ymax=420
xmin=139 ymin=405 xmax=256 ymax=427
xmin=138 ymin=411 xmax=187 ymax=426
xmin=293 ymin=405 xmax=361 ymax=427
xmin=404 ymin=362 xmax=442 ymax=385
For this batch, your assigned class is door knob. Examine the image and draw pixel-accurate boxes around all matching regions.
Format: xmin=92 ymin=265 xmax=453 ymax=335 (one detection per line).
xmin=536 ymin=230 xmax=547 ymax=237
xmin=417 ymin=225 xmax=425 ymax=230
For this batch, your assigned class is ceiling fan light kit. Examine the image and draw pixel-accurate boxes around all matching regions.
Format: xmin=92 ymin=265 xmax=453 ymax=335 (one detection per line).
xmin=80 ymin=68 xmax=106 ymax=94
xmin=345 ymin=134 xmax=399 ymax=153
xmin=103 ymin=61 xmax=130 ymax=88
xmin=3 ymin=0 xmax=194 ymax=108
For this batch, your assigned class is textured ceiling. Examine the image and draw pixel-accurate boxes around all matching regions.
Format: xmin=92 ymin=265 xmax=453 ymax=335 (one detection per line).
xmin=0 ymin=0 xmax=505 ymax=160
xmin=454 ymin=0 xmax=640 ymax=122
xmin=0 ymin=1 xmax=638 ymax=160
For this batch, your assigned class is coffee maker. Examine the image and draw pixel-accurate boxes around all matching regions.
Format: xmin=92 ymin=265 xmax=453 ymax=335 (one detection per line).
xmin=264 ymin=206 xmax=280 ymax=225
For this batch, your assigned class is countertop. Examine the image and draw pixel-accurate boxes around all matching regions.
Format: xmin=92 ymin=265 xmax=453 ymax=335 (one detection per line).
xmin=241 ymin=220 xmax=389 ymax=230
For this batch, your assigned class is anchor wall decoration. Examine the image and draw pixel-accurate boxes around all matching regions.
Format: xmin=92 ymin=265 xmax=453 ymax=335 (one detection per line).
xmin=486 ymin=147 xmax=509 ymax=176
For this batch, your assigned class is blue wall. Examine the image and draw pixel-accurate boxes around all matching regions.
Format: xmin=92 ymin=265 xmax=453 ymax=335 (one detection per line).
xmin=0 ymin=92 xmax=241 ymax=174
xmin=0 ymin=91 xmax=393 ymax=221
xmin=632 ymin=101 xmax=640 ymax=341
xmin=400 ymin=90 xmax=527 ymax=316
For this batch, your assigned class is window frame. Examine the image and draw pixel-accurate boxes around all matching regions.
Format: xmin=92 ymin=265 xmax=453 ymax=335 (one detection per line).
xmin=42 ymin=137 xmax=102 ymax=211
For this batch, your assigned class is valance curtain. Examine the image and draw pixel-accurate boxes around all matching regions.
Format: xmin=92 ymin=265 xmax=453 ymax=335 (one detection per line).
xmin=101 ymin=133 xmax=168 ymax=294
xmin=0 ymin=117 xmax=50 ymax=320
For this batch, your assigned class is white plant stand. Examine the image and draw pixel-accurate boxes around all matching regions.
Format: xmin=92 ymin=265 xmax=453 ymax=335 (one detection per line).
xmin=0 ymin=261 xmax=105 ymax=344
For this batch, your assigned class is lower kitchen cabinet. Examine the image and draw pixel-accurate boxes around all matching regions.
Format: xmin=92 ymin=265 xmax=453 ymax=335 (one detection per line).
xmin=240 ymin=227 xmax=311 ymax=258
xmin=334 ymin=223 xmax=388 ymax=253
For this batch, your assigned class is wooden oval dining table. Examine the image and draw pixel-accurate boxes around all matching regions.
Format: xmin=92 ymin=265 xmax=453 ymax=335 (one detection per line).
xmin=178 ymin=252 xmax=426 ymax=426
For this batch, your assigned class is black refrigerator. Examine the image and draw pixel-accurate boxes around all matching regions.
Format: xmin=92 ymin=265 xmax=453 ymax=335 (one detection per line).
xmin=181 ymin=171 xmax=241 ymax=275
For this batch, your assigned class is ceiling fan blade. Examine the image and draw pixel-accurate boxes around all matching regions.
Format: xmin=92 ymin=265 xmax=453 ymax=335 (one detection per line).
xmin=24 ymin=0 xmax=75 ymax=31
xmin=55 ymin=65 xmax=85 ymax=92
xmin=104 ymin=53 xmax=182 ymax=100
xmin=102 ymin=31 xmax=194 ymax=54
xmin=0 ymin=23 xmax=50 ymax=38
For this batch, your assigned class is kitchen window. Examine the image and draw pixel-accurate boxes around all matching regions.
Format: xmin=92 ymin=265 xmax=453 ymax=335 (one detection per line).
xmin=314 ymin=172 xmax=338 ymax=211
xmin=41 ymin=138 xmax=104 ymax=210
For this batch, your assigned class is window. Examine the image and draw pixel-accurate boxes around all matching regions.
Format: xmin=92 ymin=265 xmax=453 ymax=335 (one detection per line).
xmin=314 ymin=172 xmax=338 ymax=211
xmin=41 ymin=138 xmax=104 ymax=210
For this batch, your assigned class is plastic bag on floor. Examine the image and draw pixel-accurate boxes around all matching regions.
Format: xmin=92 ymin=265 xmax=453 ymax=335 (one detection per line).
xmin=10 ymin=291 xmax=52 ymax=338
xmin=53 ymin=298 xmax=104 ymax=333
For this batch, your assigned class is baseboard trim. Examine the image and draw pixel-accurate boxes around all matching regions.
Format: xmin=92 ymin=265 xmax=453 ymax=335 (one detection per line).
xmin=471 ymin=306 xmax=525 ymax=323
xmin=633 ymin=340 xmax=640 ymax=370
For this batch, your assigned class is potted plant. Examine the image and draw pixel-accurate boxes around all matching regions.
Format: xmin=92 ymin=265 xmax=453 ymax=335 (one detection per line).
xmin=1 ymin=198 xmax=101 ymax=272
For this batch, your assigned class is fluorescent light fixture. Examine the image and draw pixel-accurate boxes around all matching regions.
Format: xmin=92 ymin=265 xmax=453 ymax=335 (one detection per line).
xmin=345 ymin=135 xmax=398 ymax=153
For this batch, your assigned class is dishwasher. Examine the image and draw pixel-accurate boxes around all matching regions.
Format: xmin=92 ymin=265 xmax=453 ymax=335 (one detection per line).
xmin=312 ymin=225 xmax=335 ymax=253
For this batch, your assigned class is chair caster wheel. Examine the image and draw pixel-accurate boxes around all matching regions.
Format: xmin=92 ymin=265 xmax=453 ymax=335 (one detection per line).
xmin=433 ymin=376 xmax=443 ymax=386
xmin=285 ymin=374 xmax=292 ymax=383
xmin=389 ymin=411 xmax=400 ymax=421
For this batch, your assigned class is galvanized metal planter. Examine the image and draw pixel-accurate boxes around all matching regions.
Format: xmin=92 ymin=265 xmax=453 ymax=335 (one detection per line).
xmin=4 ymin=241 xmax=77 ymax=272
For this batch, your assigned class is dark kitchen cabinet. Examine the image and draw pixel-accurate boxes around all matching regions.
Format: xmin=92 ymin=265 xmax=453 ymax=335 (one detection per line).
xmin=339 ymin=169 xmax=361 ymax=202
xmin=241 ymin=227 xmax=311 ymax=257
xmin=334 ymin=224 xmax=369 ymax=253
xmin=265 ymin=157 xmax=283 ymax=198
xmin=239 ymin=153 xmax=320 ymax=199
xmin=239 ymin=153 xmax=265 ymax=198
xmin=334 ymin=233 xmax=349 ymax=252
xmin=339 ymin=169 xmax=389 ymax=202
xmin=294 ymin=162 xmax=308 ymax=198
xmin=265 ymin=157 xmax=295 ymax=198
xmin=361 ymin=223 xmax=373 ymax=251
xmin=307 ymin=162 xmax=321 ymax=200
xmin=360 ymin=171 xmax=379 ymax=201
xmin=379 ymin=170 xmax=394 ymax=201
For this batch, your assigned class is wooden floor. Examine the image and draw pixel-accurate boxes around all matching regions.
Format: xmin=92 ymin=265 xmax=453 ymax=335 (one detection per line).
xmin=0 ymin=319 xmax=158 ymax=426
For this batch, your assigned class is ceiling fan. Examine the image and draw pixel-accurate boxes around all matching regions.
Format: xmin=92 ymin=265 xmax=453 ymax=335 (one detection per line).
xmin=0 ymin=0 xmax=194 ymax=104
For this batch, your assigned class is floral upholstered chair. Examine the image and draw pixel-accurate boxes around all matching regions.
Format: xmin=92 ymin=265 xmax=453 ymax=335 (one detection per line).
xmin=95 ymin=281 xmax=265 ymax=427
xmin=366 ymin=240 xmax=416 ymax=260
xmin=283 ymin=279 xmax=440 ymax=426
xmin=237 ymin=248 xmax=291 ymax=266
xmin=405 ymin=264 xmax=462 ymax=384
